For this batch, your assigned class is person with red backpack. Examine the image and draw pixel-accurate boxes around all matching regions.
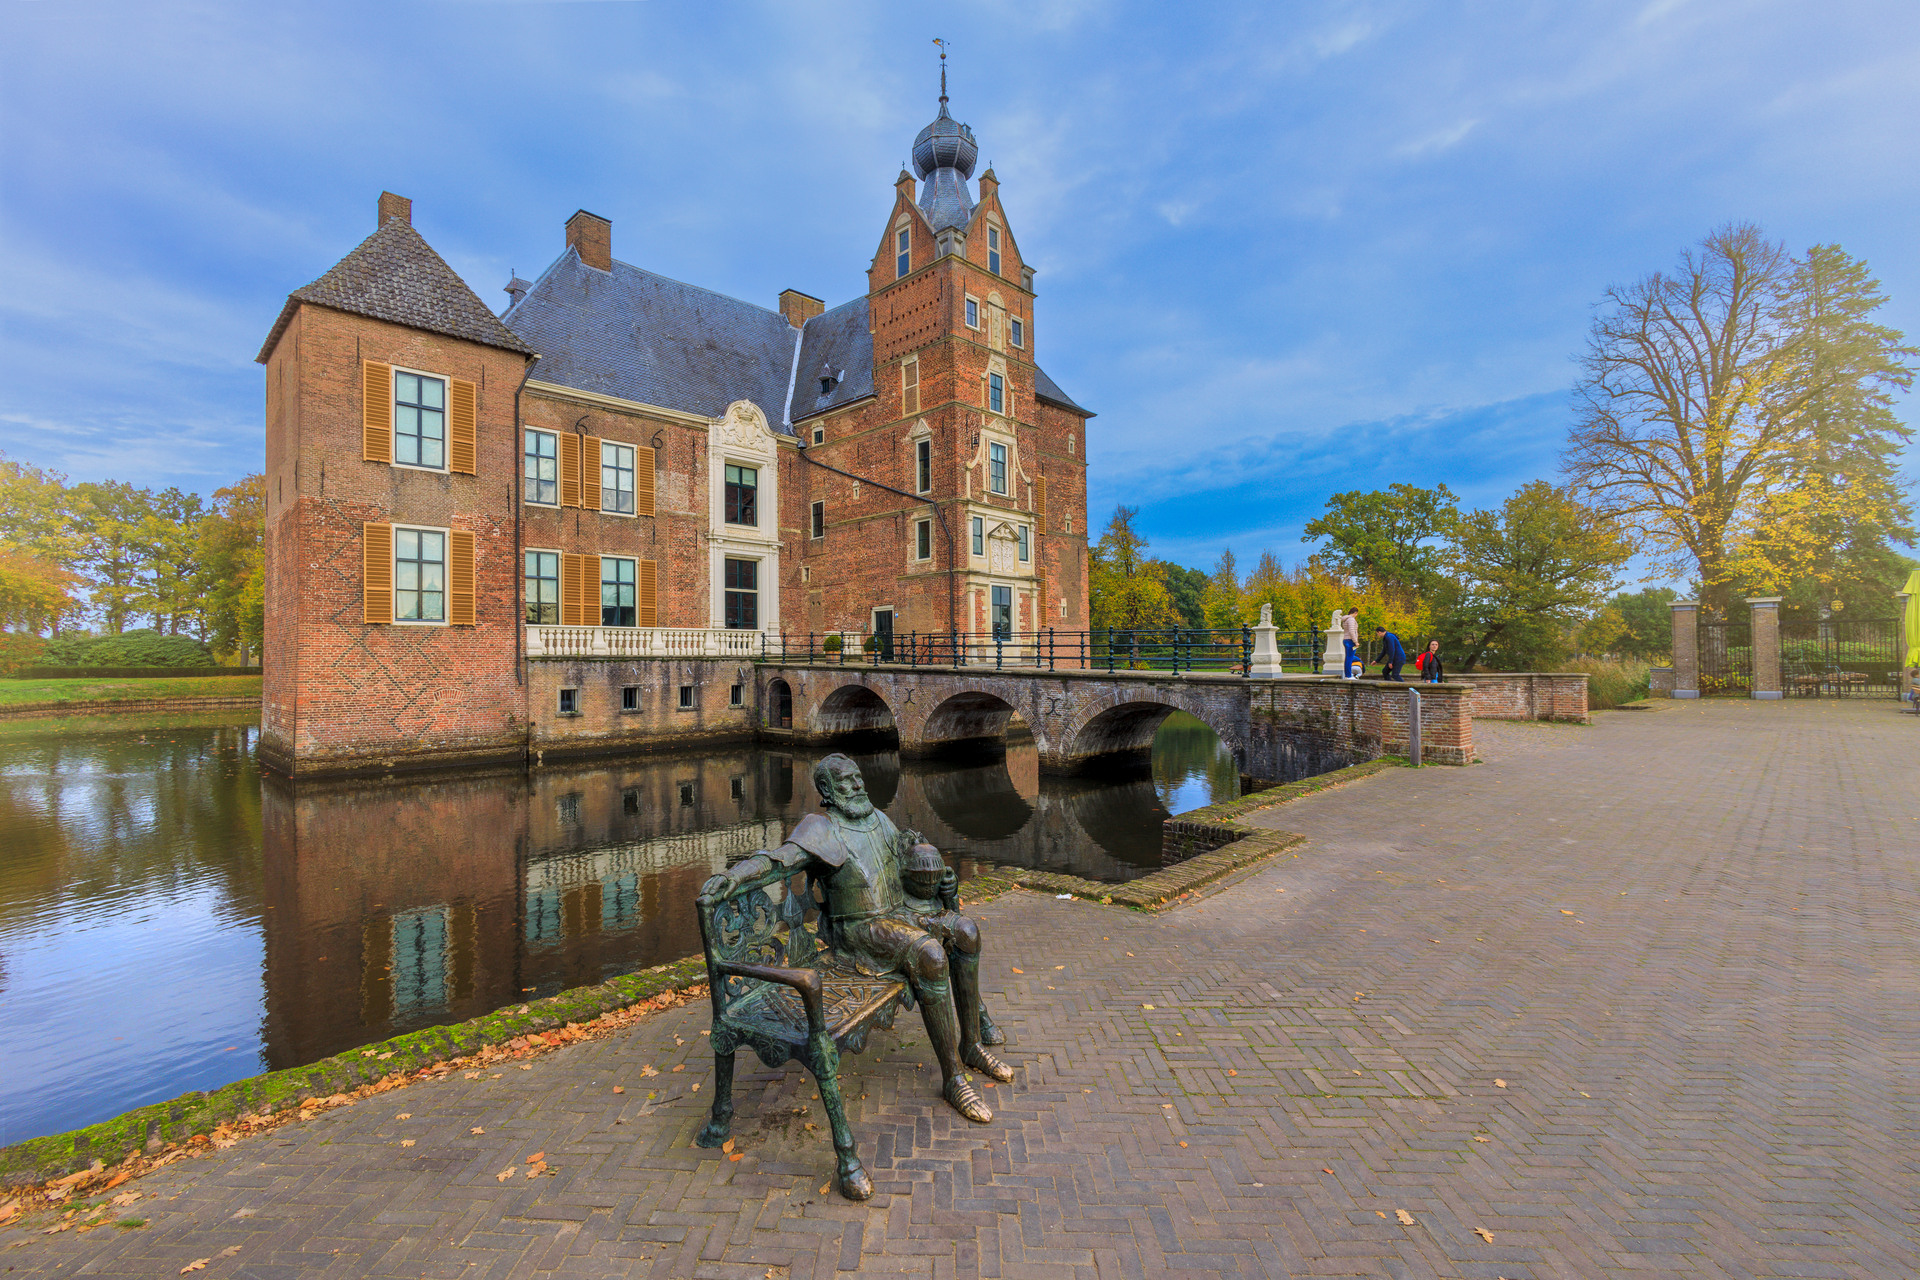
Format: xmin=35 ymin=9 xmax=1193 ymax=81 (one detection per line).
xmin=1413 ymin=640 xmax=1444 ymax=683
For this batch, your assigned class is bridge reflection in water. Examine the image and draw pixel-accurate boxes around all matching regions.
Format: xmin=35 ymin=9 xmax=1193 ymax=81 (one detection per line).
xmin=0 ymin=711 xmax=1233 ymax=1145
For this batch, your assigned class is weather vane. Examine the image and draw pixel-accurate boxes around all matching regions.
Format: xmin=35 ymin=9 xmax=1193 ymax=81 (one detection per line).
xmin=933 ymin=37 xmax=949 ymax=105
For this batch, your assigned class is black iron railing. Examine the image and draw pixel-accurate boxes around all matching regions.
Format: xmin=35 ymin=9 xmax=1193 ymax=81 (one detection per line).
xmin=761 ymin=628 xmax=1297 ymax=676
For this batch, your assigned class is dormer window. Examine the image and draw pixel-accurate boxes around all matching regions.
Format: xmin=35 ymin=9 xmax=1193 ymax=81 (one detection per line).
xmin=1011 ymin=318 xmax=1024 ymax=348
xmin=988 ymin=373 xmax=1004 ymax=416
xmin=819 ymin=374 xmax=835 ymax=397
xmin=896 ymin=227 xmax=910 ymax=279
xmin=987 ymin=227 xmax=1002 ymax=276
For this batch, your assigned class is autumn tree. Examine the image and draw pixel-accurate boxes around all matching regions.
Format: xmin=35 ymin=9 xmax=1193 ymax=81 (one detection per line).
xmin=1201 ymin=548 xmax=1242 ymax=628
xmin=198 ymin=475 xmax=266 ymax=661
xmin=1089 ymin=506 xmax=1179 ymax=632
xmin=1431 ymin=483 xmax=1634 ymax=671
xmin=1301 ymin=482 xmax=1458 ymax=601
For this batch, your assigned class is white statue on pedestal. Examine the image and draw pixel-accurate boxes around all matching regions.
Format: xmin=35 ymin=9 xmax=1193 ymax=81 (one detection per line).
xmin=1249 ymin=602 xmax=1282 ymax=678
xmin=1322 ymin=608 xmax=1346 ymax=675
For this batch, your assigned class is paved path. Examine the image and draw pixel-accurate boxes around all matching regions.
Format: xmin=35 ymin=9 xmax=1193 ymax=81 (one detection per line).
xmin=9 ymin=700 xmax=1917 ymax=1278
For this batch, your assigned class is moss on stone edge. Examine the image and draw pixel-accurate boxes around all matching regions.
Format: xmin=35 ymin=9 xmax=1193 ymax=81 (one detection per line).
xmin=0 ymin=956 xmax=708 ymax=1189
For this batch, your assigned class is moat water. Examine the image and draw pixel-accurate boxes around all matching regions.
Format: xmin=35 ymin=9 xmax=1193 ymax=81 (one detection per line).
xmin=0 ymin=710 xmax=1237 ymax=1147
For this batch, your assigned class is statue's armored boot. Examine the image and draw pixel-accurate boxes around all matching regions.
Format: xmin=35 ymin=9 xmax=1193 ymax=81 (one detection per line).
xmin=915 ymin=976 xmax=992 ymax=1123
xmin=953 ymin=952 xmax=1014 ymax=1082
xmin=978 ymin=1007 xmax=1005 ymax=1047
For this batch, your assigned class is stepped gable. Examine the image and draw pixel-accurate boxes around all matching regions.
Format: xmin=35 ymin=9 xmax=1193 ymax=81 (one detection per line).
xmin=257 ymin=217 xmax=533 ymax=363
xmin=789 ymin=298 xmax=874 ymax=425
xmin=504 ymin=249 xmax=799 ymax=430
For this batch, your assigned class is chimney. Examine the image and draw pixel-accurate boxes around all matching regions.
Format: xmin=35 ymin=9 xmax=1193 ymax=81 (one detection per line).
xmin=566 ymin=209 xmax=612 ymax=271
xmin=378 ymin=191 xmax=412 ymax=227
xmin=504 ymin=274 xmax=532 ymax=311
xmin=896 ymin=169 xmax=916 ymax=202
xmin=978 ymin=168 xmax=999 ymax=203
xmin=780 ymin=289 xmax=825 ymax=328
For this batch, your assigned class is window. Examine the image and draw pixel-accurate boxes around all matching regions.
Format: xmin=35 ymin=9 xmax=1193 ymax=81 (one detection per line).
xmin=915 ymin=519 xmax=932 ymax=560
xmin=812 ymin=426 xmax=824 ymax=445
xmin=896 ymin=227 xmax=911 ymax=278
xmin=724 ymin=464 xmax=757 ymax=526
xmin=988 ymin=226 xmax=1002 ymax=276
xmin=902 ymin=360 xmax=919 ymax=415
xmin=810 ymin=500 xmax=825 ymax=539
xmin=524 ymin=430 xmax=558 ymax=504
xmin=394 ymin=528 xmax=445 ymax=622
xmin=558 ymin=688 xmax=578 ymax=714
xmin=915 ymin=438 xmax=932 ymax=493
xmin=621 ymin=686 xmax=639 ymax=711
xmin=623 ymin=790 xmax=639 ymax=815
xmin=601 ymin=556 xmax=636 ymax=627
xmin=679 ymin=781 xmax=694 ymax=804
xmin=524 ymin=551 xmax=559 ymax=625
xmin=678 ymin=686 xmax=695 ymax=710
xmin=602 ymin=441 xmax=636 ymax=514
xmin=971 ymin=515 xmax=984 ymax=557
xmin=991 ymin=585 xmax=1012 ymax=640
xmin=729 ymin=684 xmax=743 ymax=707
xmin=1018 ymin=524 xmax=1030 ymax=562
xmin=989 ymin=441 xmax=1007 ymax=494
xmin=393 ymin=372 xmax=446 ymax=469
xmin=1011 ymin=318 xmax=1024 ymax=348
xmin=988 ymin=373 xmax=1004 ymax=415
xmin=730 ymin=776 xmax=744 ymax=801
xmin=724 ymin=557 xmax=758 ymax=629
xmin=965 ymin=297 xmax=979 ymax=328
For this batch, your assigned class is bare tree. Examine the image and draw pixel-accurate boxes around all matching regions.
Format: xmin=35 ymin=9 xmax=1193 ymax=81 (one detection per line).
xmin=1565 ymin=223 xmax=1809 ymax=613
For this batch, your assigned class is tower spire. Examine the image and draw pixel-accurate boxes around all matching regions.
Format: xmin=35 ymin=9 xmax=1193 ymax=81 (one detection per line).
xmin=934 ymin=37 xmax=949 ymax=108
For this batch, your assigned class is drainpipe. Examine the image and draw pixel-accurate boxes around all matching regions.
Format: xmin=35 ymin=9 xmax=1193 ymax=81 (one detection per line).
xmin=798 ymin=447 xmax=956 ymax=637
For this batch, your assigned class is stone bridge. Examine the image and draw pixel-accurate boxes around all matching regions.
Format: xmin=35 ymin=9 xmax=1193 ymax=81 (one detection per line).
xmin=754 ymin=663 xmax=1478 ymax=780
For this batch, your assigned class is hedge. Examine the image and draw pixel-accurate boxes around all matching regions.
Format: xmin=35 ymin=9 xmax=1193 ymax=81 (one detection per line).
xmin=11 ymin=666 xmax=262 ymax=680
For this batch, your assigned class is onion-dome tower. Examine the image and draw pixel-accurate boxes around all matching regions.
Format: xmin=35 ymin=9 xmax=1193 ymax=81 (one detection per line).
xmin=913 ymin=50 xmax=977 ymax=232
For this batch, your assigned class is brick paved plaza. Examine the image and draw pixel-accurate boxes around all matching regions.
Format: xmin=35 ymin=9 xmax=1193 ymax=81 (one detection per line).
xmin=9 ymin=700 xmax=1917 ymax=1278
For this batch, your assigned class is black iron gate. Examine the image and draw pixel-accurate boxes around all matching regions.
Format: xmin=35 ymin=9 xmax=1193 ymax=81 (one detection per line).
xmin=1779 ymin=619 xmax=1899 ymax=697
xmin=1699 ymin=621 xmax=1750 ymax=696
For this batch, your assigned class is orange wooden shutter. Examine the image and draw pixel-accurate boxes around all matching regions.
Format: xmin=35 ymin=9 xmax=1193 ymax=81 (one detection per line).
xmin=362 ymin=522 xmax=393 ymax=623
xmin=582 ymin=435 xmax=603 ymax=510
xmin=362 ymin=362 xmax=392 ymax=462
xmin=634 ymin=445 xmax=656 ymax=517
xmin=448 ymin=379 xmax=477 ymax=474
xmin=558 ymin=433 xmax=581 ymax=508
xmin=637 ymin=559 xmax=658 ymax=627
xmin=448 ymin=530 xmax=476 ymax=625
xmin=1034 ymin=476 xmax=1047 ymax=519
xmin=560 ymin=553 xmax=586 ymax=626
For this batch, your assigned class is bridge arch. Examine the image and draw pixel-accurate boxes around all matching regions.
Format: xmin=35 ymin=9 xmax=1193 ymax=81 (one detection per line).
xmin=813 ymin=682 xmax=898 ymax=743
xmin=1059 ymin=692 xmax=1246 ymax=774
xmin=918 ymin=690 xmax=1031 ymax=754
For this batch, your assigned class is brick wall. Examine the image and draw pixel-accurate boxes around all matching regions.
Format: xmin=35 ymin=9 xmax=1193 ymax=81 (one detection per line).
xmin=527 ymin=658 xmax=757 ymax=761
xmin=1248 ymin=678 xmax=1474 ymax=769
xmin=1449 ymin=673 xmax=1590 ymax=723
xmin=1649 ymin=667 xmax=1676 ymax=696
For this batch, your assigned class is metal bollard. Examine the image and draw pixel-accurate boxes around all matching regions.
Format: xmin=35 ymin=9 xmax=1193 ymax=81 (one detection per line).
xmin=1408 ymin=687 xmax=1422 ymax=767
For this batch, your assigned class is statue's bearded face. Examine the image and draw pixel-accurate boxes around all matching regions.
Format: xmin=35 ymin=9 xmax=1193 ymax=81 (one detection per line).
xmin=822 ymin=762 xmax=874 ymax=818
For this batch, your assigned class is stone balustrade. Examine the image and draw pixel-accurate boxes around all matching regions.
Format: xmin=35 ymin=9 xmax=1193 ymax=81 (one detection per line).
xmin=527 ymin=625 xmax=773 ymax=660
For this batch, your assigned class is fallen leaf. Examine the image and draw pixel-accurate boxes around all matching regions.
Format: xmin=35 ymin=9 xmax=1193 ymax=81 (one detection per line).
xmin=640 ymin=1066 xmax=659 ymax=1077
xmin=1561 ymin=910 xmax=1575 ymax=916
xmin=1474 ymin=1228 xmax=1494 ymax=1243
xmin=518 ymin=1064 xmax=532 ymax=1071
xmin=219 ymin=1246 xmax=241 ymax=1258
xmin=728 ymin=1153 xmax=743 ymax=1163
xmin=1054 ymin=965 xmax=1065 ymax=970
xmin=496 ymin=1168 xmax=516 ymax=1182
xmin=1228 ymin=1069 xmax=1238 ymax=1076
xmin=1396 ymin=1209 xmax=1415 ymax=1225
xmin=1142 ymin=1003 xmax=1155 ymax=1010
xmin=1493 ymin=1079 xmax=1507 ymax=1088
xmin=692 ymin=1083 xmax=700 ymax=1092
xmin=1011 ymin=968 xmax=1024 ymax=974
xmin=1580 ymin=1091 xmax=1590 ymax=1098
xmin=396 ymin=1113 xmax=411 ymax=1120
xmin=1178 ymin=1141 xmax=1187 ymax=1148
xmin=530 ymin=1151 xmax=545 ymax=1163
xmin=470 ymin=1127 xmax=486 ymax=1135
xmin=464 ymin=1071 xmax=482 ymax=1080
xmin=1376 ymin=1211 xmax=1387 ymax=1218
xmin=1473 ymin=1135 xmax=1490 ymax=1143
xmin=1321 ymin=1168 xmax=1333 ymax=1175
xmin=819 ymin=1185 xmax=830 ymax=1195
xmin=400 ymin=1140 xmax=415 ymax=1148
xmin=722 ymin=1139 xmax=734 ymax=1153
xmin=181 ymin=1262 xmax=208 ymax=1275
xmin=671 ymin=1065 xmax=685 ymax=1073
xmin=110 ymin=1192 xmax=141 ymax=1208
xmin=612 ymin=1086 xmax=624 ymax=1094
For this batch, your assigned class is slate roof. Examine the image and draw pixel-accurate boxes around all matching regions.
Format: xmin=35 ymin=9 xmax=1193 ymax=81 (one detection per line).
xmin=503 ymin=249 xmax=801 ymax=429
xmin=256 ymin=218 xmax=534 ymax=363
xmin=1034 ymin=365 xmax=1093 ymax=417
xmin=788 ymin=298 xmax=874 ymax=425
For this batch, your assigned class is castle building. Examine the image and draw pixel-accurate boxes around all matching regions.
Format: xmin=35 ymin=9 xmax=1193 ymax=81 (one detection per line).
xmin=257 ymin=90 xmax=1092 ymax=776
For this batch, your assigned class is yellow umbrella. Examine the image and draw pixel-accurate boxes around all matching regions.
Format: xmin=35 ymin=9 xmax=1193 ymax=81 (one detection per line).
xmin=1904 ymin=569 xmax=1920 ymax=669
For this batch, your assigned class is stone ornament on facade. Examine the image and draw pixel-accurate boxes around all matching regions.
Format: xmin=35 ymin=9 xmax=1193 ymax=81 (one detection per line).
xmin=719 ymin=399 xmax=773 ymax=450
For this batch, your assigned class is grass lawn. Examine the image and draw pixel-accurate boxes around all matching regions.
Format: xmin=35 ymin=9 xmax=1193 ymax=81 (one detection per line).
xmin=0 ymin=675 xmax=263 ymax=707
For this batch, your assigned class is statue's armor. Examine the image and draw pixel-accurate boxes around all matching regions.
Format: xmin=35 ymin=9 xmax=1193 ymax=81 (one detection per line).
xmin=777 ymin=809 xmax=939 ymax=976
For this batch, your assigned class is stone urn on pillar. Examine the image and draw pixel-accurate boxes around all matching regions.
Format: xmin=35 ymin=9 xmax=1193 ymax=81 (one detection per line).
xmin=1250 ymin=603 xmax=1283 ymax=678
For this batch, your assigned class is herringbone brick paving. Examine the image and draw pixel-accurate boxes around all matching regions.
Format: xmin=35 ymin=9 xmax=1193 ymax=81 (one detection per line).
xmin=8 ymin=700 xmax=1916 ymax=1277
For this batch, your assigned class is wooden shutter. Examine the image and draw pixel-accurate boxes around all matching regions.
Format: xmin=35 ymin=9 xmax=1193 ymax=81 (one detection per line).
xmin=634 ymin=445 xmax=656 ymax=516
xmin=560 ymin=553 xmax=588 ymax=626
xmin=362 ymin=522 xmax=393 ymax=623
xmin=448 ymin=379 xmax=477 ymax=474
xmin=448 ymin=530 xmax=476 ymax=625
xmin=1034 ymin=476 xmax=1047 ymax=520
xmin=558 ymin=433 xmax=581 ymax=508
xmin=582 ymin=435 xmax=603 ymax=510
xmin=637 ymin=559 xmax=658 ymax=627
xmin=362 ymin=362 xmax=392 ymax=462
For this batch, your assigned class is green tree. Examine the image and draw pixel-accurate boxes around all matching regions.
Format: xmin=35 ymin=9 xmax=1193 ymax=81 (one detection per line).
xmin=1432 ymin=483 xmax=1635 ymax=671
xmin=137 ymin=487 xmax=207 ymax=635
xmin=197 ymin=476 xmax=265 ymax=661
xmin=1157 ymin=562 xmax=1209 ymax=630
xmin=1301 ymin=482 xmax=1458 ymax=600
xmin=1089 ymin=506 xmax=1179 ymax=632
xmin=1201 ymin=548 xmax=1242 ymax=628
xmin=1606 ymin=586 xmax=1678 ymax=659
xmin=71 ymin=481 xmax=158 ymax=634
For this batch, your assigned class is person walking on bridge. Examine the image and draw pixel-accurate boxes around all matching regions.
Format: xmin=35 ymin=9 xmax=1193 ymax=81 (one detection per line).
xmin=1340 ymin=605 xmax=1360 ymax=677
xmin=1415 ymin=639 xmax=1444 ymax=683
xmin=1374 ymin=625 xmax=1407 ymax=682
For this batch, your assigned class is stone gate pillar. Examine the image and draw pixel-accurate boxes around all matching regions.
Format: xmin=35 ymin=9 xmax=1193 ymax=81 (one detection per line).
xmin=1671 ymin=600 xmax=1700 ymax=699
xmin=1747 ymin=596 xmax=1783 ymax=700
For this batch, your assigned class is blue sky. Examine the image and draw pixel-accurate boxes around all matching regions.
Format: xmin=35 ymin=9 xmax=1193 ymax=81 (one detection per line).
xmin=3 ymin=0 xmax=1915 ymax=575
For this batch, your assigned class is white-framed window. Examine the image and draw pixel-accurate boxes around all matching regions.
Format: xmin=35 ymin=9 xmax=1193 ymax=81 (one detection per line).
xmin=902 ymin=359 xmax=919 ymax=415
xmin=724 ymin=557 xmax=758 ymax=629
xmin=724 ymin=464 xmax=757 ymax=526
xmin=971 ymin=515 xmax=984 ymax=557
xmin=987 ymin=226 xmax=1002 ymax=276
xmin=1017 ymin=524 xmax=1030 ymax=562
xmin=602 ymin=555 xmax=636 ymax=627
xmin=524 ymin=429 xmax=558 ymax=504
xmin=810 ymin=500 xmax=825 ymax=539
xmin=896 ymin=227 xmax=910 ymax=278
xmin=915 ymin=519 xmax=932 ymax=561
xmin=988 ymin=373 xmax=1004 ymax=416
xmin=812 ymin=425 xmax=825 ymax=445
xmin=989 ymin=441 xmax=1008 ymax=494
xmin=393 ymin=370 xmax=446 ymax=470
xmin=1011 ymin=317 xmax=1024 ymax=348
xmin=602 ymin=441 xmax=636 ymax=514
xmin=915 ymin=438 xmax=932 ymax=493
xmin=524 ymin=549 xmax=559 ymax=625
xmin=393 ymin=526 xmax=447 ymax=623
xmin=965 ymin=296 xmax=979 ymax=328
